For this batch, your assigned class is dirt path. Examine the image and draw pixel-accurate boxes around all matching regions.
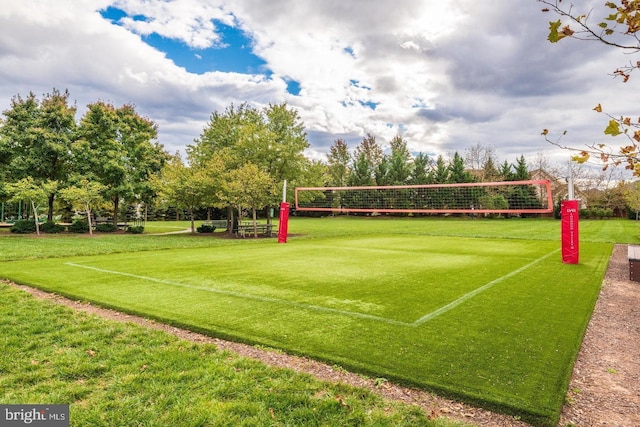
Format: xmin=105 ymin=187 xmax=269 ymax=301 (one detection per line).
xmin=558 ymin=244 xmax=640 ymax=427
xmin=5 ymin=244 xmax=639 ymax=426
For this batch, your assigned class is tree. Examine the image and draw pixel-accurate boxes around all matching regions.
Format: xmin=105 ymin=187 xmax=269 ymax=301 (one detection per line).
xmin=74 ymin=101 xmax=166 ymax=225
xmin=512 ymin=155 xmax=531 ymax=181
xmin=0 ymin=89 xmax=76 ymax=221
xmin=624 ymin=181 xmax=640 ymax=219
xmin=499 ymin=160 xmax=514 ymax=181
xmin=386 ymin=135 xmax=412 ymax=185
xmin=409 ymin=152 xmax=432 ymax=185
xmin=481 ymin=155 xmax=501 ymax=182
xmin=433 ymin=155 xmax=450 ymax=184
xmin=448 ymin=152 xmax=475 ymax=184
xmin=6 ymin=177 xmax=57 ymax=235
xmin=151 ymin=154 xmax=215 ymax=233
xmin=327 ymin=138 xmax=351 ymax=186
xmin=259 ymin=103 xmax=310 ymax=220
xmin=225 ymin=163 xmax=276 ymax=238
xmin=59 ymin=178 xmax=107 ymax=235
xmin=188 ymin=103 xmax=309 ymax=223
xmin=540 ymin=0 xmax=640 ymax=175
xmin=464 ymin=142 xmax=497 ymax=171
xmin=349 ymin=133 xmax=382 ymax=186
xmin=188 ymin=103 xmax=264 ymax=165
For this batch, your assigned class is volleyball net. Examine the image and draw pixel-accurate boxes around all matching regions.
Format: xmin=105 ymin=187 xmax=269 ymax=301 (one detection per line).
xmin=295 ymin=180 xmax=553 ymax=215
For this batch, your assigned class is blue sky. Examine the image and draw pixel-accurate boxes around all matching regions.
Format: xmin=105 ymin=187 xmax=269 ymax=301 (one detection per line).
xmin=102 ymin=6 xmax=271 ymax=76
xmin=0 ymin=0 xmax=636 ymax=179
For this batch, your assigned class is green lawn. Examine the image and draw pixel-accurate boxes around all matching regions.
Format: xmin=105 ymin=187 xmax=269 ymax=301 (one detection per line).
xmin=1 ymin=217 xmax=638 ymax=426
xmin=0 ymin=282 xmax=445 ymax=427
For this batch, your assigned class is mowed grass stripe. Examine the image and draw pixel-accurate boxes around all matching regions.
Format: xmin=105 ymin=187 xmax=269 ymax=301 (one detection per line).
xmin=414 ymin=248 xmax=560 ymax=325
xmin=50 ymin=235 xmax=558 ymax=323
xmin=64 ymin=261 xmax=411 ymax=327
xmin=66 ymin=247 xmax=561 ymax=328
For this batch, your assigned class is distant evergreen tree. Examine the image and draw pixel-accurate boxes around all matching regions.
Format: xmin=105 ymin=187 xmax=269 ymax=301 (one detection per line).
xmin=448 ymin=152 xmax=475 ymax=184
xmin=410 ymin=152 xmax=431 ymax=185
xmin=505 ymin=155 xmax=541 ymax=212
xmin=433 ymin=155 xmax=450 ymax=184
xmin=327 ymin=138 xmax=351 ymax=187
xmin=481 ymin=155 xmax=500 ymax=182
xmin=499 ymin=160 xmax=514 ymax=181
xmin=513 ymin=155 xmax=530 ymax=180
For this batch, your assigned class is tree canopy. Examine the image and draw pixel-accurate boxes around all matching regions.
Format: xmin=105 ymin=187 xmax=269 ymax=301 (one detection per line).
xmin=74 ymin=101 xmax=167 ymax=224
xmin=0 ymin=89 xmax=76 ymax=220
xmin=187 ymin=102 xmax=315 ymax=225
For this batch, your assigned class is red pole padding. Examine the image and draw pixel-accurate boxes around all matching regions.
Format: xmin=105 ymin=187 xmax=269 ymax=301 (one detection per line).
xmin=277 ymin=202 xmax=290 ymax=243
xmin=561 ymin=200 xmax=579 ymax=264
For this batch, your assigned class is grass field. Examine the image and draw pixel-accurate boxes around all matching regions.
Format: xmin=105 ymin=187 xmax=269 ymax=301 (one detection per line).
xmin=1 ymin=216 xmax=638 ymax=426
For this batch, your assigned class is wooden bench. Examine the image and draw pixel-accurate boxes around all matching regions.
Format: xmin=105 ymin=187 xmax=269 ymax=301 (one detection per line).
xmin=236 ymin=223 xmax=273 ymax=238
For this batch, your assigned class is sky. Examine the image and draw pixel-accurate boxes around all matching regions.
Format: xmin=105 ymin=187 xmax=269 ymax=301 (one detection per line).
xmin=0 ymin=0 xmax=637 ymax=171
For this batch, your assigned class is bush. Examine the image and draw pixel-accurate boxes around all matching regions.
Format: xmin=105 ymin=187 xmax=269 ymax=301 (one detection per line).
xmin=68 ymin=220 xmax=90 ymax=233
xmin=40 ymin=221 xmax=65 ymax=234
xmin=10 ymin=220 xmax=36 ymax=234
xmin=95 ymin=223 xmax=118 ymax=233
xmin=196 ymin=224 xmax=215 ymax=233
xmin=126 ymin=225 xmax=144 ymax=234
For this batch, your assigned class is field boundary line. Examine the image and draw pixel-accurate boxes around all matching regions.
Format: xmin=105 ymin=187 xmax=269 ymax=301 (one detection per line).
xmin=63 ymin=262 xmax=411 ymax=327
xmin=412 ymin=249 xmax=560 ymax=326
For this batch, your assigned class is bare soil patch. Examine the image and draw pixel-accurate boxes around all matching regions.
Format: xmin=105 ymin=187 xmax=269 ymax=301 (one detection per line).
xmin=5 ymin=244 xmax=639 ymax=426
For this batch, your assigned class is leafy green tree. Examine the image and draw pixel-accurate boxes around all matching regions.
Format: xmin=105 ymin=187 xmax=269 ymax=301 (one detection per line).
xmin=624 ymin=181 xmax=640 ymax=219
xmin=189 ymin=103 xmax=309 ymax=222
xmin=225 ymin=163 xmax=276 ymax=237
xmin=74 ymin=101 xmax=166 ymax=226
xmin=258 ymin=103 xmax=309 ymax=220
xmin=540 ymin=0 xmax=640 ymax=175
xmin=6 ymin=177 xmax=57 ymax=235
xmin=151 ymin=154 xmax=214 ymax=233
xmin=188 ymin=103 xmax=263 ymax=165
xmin=59 ymin=178 xmax=107 ymax=235
xmin=0 ymin=89 xmax=76 ymax=221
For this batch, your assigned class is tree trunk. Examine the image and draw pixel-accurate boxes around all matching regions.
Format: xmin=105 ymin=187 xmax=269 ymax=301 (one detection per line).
xmin=252 ymin=208 xmax=258 ymax=238
xmin=48 ymin=193 xmax=55 ymax=222
xmin=31 ymin=201 xmax=40 ymax=235
xmin=227 ymin=206 xmax=234 ymax=234
xmin=86 ymin=204 xmax=93 ymax=236
xmin=190 ymin=207 xmax=195 ymax=233
xmin=113 ymin=195 xmax=120 ymax=226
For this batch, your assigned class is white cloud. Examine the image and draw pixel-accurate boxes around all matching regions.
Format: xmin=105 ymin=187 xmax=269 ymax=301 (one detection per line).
xmin=108 ymin=0 xmax=234 ymax=48
xmin=0 ymin=0 xmax=637 ymax=172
